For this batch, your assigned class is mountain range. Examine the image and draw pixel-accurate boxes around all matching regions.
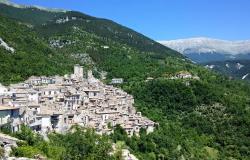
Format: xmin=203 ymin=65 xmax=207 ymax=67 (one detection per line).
xmin=159 ymin=37 xmax=250 ymax=63
xmin=159 ymin=37 xmax=250 ymax=80
xmin=0 ymin=1 xmax=250 ymax=159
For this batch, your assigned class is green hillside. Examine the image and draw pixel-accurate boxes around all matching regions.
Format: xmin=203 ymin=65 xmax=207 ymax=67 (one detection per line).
xmin=0 ymin=15 xmax=76 ymax=84
xmin=0 ymin=3 xmax=180 ymax=57
xmin=0 ymin=2 xmax=250 ymax=160
xmin=0 ymin=2 xmax=64 ymax=25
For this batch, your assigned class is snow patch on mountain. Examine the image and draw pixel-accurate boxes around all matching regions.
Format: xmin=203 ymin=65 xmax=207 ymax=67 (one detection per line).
xmin=205 ymin=65 xmax=215 ymax=69
xmin=159 ymin=37 xmax=250 ymax=55
xmin=242 ymin=73 xmax=249 ymax=80
xmin=0 ymin=37 xmax=15 ymax=53
xmin=236 ymin=63 xmax=244 ymax=70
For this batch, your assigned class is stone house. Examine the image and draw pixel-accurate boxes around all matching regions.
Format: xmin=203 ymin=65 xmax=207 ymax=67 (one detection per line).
xmin=176 ymin=71 xmax=193 ymax=79
xmin=111 ymin=78 xmax=124 ymax=84
xmin=0 ymin=105 xmax=21 ymax=132
xmin=0 ymin=84 xmax=8 ymax=95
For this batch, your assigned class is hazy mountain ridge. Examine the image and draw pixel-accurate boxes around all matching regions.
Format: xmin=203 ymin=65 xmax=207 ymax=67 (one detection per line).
xmin=159 ymin=37 xmax=250 ymax=63
xmin=0 ymin=0 xmax=67 ymax=12
xmin=159 ymin=37 xmax=250 ymax=55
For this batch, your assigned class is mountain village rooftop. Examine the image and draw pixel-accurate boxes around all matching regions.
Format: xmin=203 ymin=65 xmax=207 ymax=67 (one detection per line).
xmin=0 ymin=65 xmax=155 ymax=136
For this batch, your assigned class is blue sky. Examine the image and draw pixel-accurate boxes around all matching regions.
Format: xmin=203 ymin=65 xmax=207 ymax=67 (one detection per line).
xmin=11 ymin=0 xmax=250 ymax=41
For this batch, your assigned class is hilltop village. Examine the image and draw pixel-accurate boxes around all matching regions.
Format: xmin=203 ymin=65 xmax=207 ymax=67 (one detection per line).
xmin=0 ymin=65 xmax=155 ymax=136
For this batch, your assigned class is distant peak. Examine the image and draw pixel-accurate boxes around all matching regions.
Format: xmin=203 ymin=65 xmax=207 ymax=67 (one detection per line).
xmin=158 ymin=37 xmax=250 ymax=44
xmin=0 ymin=0 xmax=68 ymax=12
xmin=158 ymin=37 xmax=250 ymax=55
xmin=0 ymin=0 xmax=8 ymax=3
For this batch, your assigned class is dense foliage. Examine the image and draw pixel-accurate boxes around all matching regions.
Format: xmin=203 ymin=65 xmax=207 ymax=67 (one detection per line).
xmin=0 ymin=15 xmax=76 ymax=85
xmin=123 ymin=77 xmax=250 ymax=159
xmin=0 ymin=3 xmax=250 ymax=159
xmin=11 ymin=125 xmax=115 ymax=160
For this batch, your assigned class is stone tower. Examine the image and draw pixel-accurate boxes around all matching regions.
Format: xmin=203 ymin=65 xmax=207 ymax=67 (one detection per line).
xmin=74 ymin=64 xmax=83 ymax=79
xmin=87 ymin=70 xmax=93 ymax=79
